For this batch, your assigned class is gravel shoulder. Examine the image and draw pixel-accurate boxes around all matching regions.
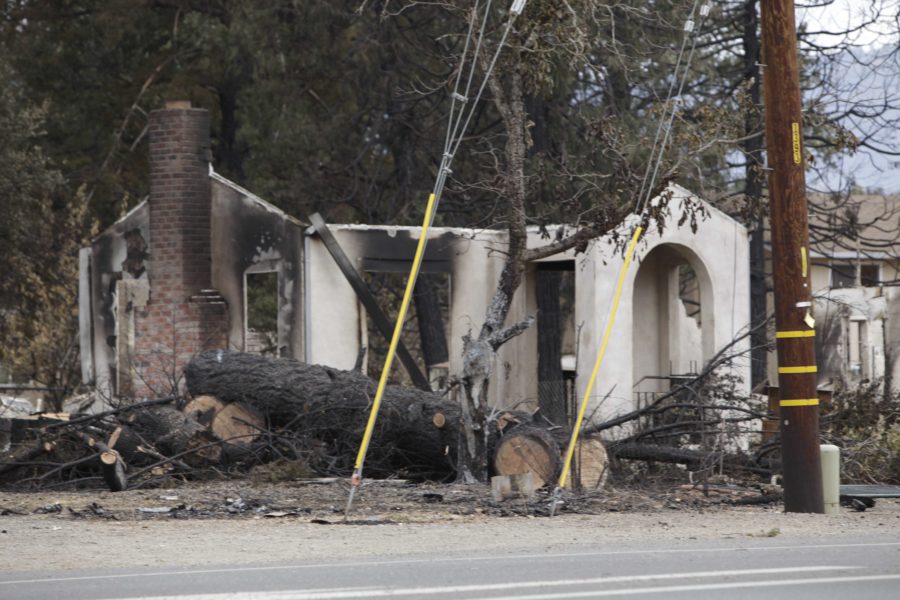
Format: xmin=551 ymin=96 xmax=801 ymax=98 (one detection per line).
xmin=1 ymin=480 xmax=898 ymax=572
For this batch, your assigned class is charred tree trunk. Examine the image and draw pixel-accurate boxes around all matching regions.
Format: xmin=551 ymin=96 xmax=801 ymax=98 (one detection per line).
xmin=742 ymin=0 xmax=768 ymax=389
xmin=456 ymin=55 xmax=535 ymax=484
xmin=608 ymin=442 xmax=774 ymax=475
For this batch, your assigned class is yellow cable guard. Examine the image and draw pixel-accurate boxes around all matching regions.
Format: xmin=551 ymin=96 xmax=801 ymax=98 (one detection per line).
xmin=556 ymin=226 xmax=643 ymax=490
xmin=791 ymin=122 xmax=802 ymax=165
xmin=776 ymin=330 xmax=815 ymax=338
xmin=780 ymin=398 xmax=819 ymax=407
xmin=352 ymin=192 xmax=438 ymax=476
xmin=778 ymin=366 xmax=817 ymax=374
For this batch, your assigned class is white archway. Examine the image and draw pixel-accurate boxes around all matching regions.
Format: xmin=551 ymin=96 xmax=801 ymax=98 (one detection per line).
xmin=631 ymin=243 xmax=715 ymax=398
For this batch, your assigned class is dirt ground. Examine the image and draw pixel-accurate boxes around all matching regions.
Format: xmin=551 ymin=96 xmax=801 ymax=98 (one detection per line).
xmin=1 ymin=478 xmax=898 ymax=572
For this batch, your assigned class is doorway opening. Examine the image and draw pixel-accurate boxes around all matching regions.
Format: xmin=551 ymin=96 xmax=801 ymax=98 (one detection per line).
xmin=535 ymin=261 xmax=576 ymax=425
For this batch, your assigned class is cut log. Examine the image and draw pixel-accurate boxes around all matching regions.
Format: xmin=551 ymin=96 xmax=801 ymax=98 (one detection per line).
xmin=214 ymin=402 xmax=263 ymax=445
xmin=184 ymin=395 xmax=263 ymax=445
xmin=108 ymin=425 xmax=150 ymax=465
xmin=126 ymin=406 xmax=221 ymax=466
xmin=184 ymin=350 xmax=461 ymax=478
xmin=568 ymin=437 xmax=609 ymax=491
xmin=183 ymin=395 xmax=225 ymax=428
xmin=492 ymin=425 xmax=561 ymax=489
xmin=99 ymin=449 xmax=127 ymax=492
xmin=184 ymin=350 xmax=576 ymax=481
xmin=74 ymin=431 xmax=128 ymax=492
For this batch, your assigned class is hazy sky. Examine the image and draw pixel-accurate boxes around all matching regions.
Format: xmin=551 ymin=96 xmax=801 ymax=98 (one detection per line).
xmin=797 ymin=0 xmax=900 ymax=193
xmin=798 ymin=0 xmax=899 ymax=48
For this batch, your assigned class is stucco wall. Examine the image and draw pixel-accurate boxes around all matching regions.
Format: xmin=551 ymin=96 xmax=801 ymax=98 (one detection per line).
xmin=573 ymin=186 xmax=751 ymax=424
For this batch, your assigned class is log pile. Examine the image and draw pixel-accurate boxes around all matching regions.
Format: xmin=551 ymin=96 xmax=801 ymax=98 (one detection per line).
xmin=0 ymin=351 xmax=469 ymax=490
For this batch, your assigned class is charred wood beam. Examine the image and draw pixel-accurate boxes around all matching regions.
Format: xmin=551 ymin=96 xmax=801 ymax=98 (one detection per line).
xmin=413 ymin=275 xmax=449 ymax=369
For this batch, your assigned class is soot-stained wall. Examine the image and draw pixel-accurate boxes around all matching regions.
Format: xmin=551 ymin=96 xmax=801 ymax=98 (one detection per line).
xmin=211 ymin=174 xmax=305 ymax=358
xmin=83 ymin=202 xmax=151 ymax=398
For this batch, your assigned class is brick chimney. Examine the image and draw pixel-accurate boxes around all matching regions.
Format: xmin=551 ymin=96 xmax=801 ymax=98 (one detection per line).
xmin=148 ymin=101 xmax=213 ymax=302
xmin=125 ymin=101 xmax=227 ymax=399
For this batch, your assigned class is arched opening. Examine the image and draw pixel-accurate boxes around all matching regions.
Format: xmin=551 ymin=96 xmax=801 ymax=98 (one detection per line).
xmin=631 ymin=243 xmax=714 ymax=408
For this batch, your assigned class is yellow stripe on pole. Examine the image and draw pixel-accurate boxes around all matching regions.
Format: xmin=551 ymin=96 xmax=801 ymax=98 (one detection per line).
xmin=776 ymin=330 xmax=815 ymax=339
xmin=778 ymin=365 xmax=817 ymax=374
xmin=353 ymin=193 xmax=438 ymax=474
xmin=556 ymin=226 xmax=643 ymax=490
xmin=780 ymin=398 xmax=819 ymax=407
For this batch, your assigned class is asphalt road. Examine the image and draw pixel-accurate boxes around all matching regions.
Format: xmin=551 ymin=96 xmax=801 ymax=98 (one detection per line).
xmin=2 ymin=536 xmax=898 ymax=600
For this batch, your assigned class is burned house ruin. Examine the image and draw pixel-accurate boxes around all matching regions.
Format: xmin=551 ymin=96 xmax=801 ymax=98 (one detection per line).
xmin=79 ymin=102 xmax=754 ymax=423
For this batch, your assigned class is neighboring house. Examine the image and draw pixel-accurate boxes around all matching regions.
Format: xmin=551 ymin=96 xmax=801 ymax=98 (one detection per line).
xmin=79 ymin=102 xmax=751 ymax=423
xmin=765 ymin=193 xmax=900 ymax=390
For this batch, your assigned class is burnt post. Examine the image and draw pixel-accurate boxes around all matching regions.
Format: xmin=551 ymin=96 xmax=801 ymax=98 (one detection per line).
xmin=760 ymin=0 xmax=824 ymax=512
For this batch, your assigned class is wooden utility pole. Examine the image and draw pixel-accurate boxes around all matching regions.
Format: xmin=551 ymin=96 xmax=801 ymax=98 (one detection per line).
xmin=760 ymin=0 xmax=824 ymax=513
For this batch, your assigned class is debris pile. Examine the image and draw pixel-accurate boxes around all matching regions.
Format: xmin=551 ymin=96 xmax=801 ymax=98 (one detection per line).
xmin=0 ymin=351 xmax=610 ymax=492
xmin=3 ymin=349 xmax=802 ymax=495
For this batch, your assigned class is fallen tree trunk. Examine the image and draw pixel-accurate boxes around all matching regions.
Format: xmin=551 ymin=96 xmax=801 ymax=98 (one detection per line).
xmin=608 ymin=442 xmax=774 ymax=475
xmin=184 ymin=351 xmax=613 ymax=486
xmin=184 ymin=350 xmax=462 ymax=478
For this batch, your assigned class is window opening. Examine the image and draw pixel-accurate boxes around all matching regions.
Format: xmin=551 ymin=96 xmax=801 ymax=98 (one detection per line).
xmin=831 ymin=263 xmax=855 ymax=288
xmin=860 ymin=264 xmax=880 ymax=287
xmin=362 ymin=272 xmax=450 ymax=388
xmin=245 ymin=271 xmax=279 ymax=356
xmin=847 ymin=316 xmax=867 ymax=378
xmin=678 ymin=263 xmax=701 ymax=326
